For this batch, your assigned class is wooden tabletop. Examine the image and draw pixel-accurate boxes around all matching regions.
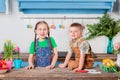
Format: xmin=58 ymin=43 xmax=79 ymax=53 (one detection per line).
xmin=0 ymin=53 xmax=118 ymax=80
xmin=0 ymin=67 xmax=118 ymax=80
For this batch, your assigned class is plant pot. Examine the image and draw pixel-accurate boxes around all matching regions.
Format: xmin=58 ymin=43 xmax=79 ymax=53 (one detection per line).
xmin=6 ymin=61 xmax=13 ymax=71
xmin=14 ymin=59 xmax=22 ymax=69
xmin=116 ymin=54 xmax=120 ymax=67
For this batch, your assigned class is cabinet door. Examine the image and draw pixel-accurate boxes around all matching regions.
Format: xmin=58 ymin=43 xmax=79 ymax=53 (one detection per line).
xmin=0 ymin=0 xmax=6 ymax=13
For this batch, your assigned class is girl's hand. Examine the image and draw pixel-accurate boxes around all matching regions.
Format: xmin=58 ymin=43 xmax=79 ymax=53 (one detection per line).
xmin=45 ymin=65 xmax=54 ymax=70
xmin=26 ymin=65 xmax=34 ymax=70
xmin=58 ymin=63 xmax=66 ymax=68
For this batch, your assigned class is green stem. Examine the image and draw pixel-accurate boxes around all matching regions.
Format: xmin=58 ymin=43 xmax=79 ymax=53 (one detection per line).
xmin=17 ymin=52 xmax=20 ymax=59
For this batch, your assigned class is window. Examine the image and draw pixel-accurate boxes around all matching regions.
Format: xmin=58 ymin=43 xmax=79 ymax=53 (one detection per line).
xmin=0 ymin=0 xmax=6 ymax=13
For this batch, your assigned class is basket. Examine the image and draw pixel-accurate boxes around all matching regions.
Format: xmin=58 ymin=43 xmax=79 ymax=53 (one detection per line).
xmin=100 ymin=65 xmax=117 ymax=73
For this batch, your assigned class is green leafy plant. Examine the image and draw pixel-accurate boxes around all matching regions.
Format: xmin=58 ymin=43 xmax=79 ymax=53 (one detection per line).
xmin=86 ymin=13 xmax=120 ymax=40
xmin=4 ymin=40 xmax=14 ymax=61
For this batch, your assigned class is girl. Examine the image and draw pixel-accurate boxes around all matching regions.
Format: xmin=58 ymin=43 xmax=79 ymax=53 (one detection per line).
xmin=58 ymin=23 xmax=94 ymax=71
xmin=26 ymin=21 xmax=58 ymax=69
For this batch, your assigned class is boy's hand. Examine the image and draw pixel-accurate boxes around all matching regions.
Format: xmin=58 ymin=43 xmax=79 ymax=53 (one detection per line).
xmin=26 ymin=65 xmax=34 ymax=70
xmin=45 ymin=65 xmax=54 ymax=70
xmin=58 ymin=63 xmax=66 ymax=68
xmin=73 ymin=68 xmax=81 ymax=72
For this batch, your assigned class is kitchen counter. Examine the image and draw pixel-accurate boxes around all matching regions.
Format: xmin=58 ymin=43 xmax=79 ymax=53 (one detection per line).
xmin=0 ymin=67 xmax=118 ymax=80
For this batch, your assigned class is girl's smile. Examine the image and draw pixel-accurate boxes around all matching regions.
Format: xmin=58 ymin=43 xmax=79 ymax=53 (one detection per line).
xmin=35 ymin=23 xmax=49 ymax=39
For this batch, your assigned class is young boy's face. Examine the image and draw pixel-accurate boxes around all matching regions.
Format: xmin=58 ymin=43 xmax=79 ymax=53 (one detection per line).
xmin=69 ymin=26 xmax=82 ymax=40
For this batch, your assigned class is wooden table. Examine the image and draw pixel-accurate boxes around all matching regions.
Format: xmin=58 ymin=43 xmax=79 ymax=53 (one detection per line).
xmin=0 ymin=67 xmax=118 ymax=80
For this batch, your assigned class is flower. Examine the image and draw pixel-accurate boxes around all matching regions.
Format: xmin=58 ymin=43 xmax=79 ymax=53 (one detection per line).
xmin=3 ymin=40 xmax=20 ymax=60
xmin=101 ymin=58 xmax=117 ymax=73
xmin=102 ymin=58 xmax=115 ymax=67
xmin=14 ymin=45 xmax=20 ymax=53
xmin=101 ymin=58 xmax=120 ymax=78
xmin=114 ymin=42 xmax=120 ymax=54
xmin=13 ymin=44 xmax=20 ymax=60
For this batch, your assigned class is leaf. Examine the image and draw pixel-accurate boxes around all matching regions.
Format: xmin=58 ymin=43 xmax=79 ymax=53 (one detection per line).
xmin=85 ymin=13 xmax=120 ymax=40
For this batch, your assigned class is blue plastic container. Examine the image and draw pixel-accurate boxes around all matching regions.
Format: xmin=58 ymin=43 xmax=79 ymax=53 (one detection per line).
xmin=14 ymin=59 xmax=22 ymax=69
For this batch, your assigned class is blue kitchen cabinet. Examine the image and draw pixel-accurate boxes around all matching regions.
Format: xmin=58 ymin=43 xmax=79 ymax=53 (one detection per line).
xmin=16 ymin=0 xmax=115 ymax=14
xmin=0 ymin=0 xmax=6 ymax=13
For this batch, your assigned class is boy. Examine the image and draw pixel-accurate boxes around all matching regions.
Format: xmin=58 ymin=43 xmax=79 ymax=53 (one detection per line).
xmin=59 ymin=23 xmax=94 ymax=71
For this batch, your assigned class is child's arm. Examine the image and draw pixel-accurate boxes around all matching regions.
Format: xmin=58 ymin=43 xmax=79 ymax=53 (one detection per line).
xmin=78 ymin=54 xmax=85 ymax=69
xmin=26 ymin=54 xmax=34 ymax=69
xmin=73 ymin=54 xmax=85 ymax=71
xmin=63 ymin=52 xmax=72 ymax=66
xmin=59 ymin=52 xmax=72 ymax=68
xmin=51 ymin=48 xmax=58 ymax=67
xmin=73 ymin=41 xmax=89 ymax=71
xmin=45 ymin=48 xmax=58 ymax=69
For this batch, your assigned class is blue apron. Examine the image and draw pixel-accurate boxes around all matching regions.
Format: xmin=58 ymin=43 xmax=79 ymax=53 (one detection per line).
xmin=36 ymin=38 xmax=52 ymax=67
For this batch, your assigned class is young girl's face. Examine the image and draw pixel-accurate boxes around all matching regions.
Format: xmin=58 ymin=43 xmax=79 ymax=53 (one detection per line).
xmin=35 ymin=23 xmax=49 ymax=40
xmin=69 ymin=26 xmax=82 ymax=40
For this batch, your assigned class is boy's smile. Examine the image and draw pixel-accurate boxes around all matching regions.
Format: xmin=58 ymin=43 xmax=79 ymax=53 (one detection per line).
xmin=69 ymin=26 xmax=82 ymax=40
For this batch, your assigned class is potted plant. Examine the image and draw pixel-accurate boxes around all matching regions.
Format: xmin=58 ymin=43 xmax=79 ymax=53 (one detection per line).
xmin=101 ymin=58 xmax=117 ymax=73
xmin=4 ymin=40 xmax=14 ymax=71
xmin=100 ymin=58 xmax=120 ymax=79
xmin=86 ymin=13 xmax=120 ymax=54
xmin=13 ymin=45 xmax=22 ymax=69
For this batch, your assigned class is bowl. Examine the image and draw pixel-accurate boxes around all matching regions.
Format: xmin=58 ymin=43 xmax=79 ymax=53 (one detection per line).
xmin=0 ymin=69 xmax=8 ymax=74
